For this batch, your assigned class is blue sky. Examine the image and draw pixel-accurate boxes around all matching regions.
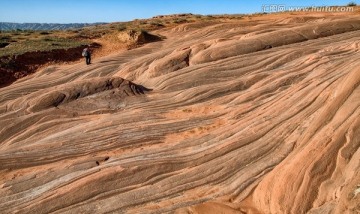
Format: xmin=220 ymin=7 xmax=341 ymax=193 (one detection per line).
xmin=0 ymin=0 xmax=356 ymax=23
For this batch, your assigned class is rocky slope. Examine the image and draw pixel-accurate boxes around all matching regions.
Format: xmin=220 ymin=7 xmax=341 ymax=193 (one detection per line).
xmin=0 ymin=12 xmax=360 ymax=213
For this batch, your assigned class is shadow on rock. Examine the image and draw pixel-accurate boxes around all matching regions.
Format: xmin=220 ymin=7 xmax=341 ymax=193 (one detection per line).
xmin=29 ymin=77 xmax=152 ymax=112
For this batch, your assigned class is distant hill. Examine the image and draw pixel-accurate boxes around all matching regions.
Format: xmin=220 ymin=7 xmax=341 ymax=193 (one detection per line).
xmin=0 ymin=22 xmax=106 ymax=31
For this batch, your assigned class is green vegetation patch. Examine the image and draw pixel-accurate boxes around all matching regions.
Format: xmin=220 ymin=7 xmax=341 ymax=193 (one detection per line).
xmin=0 ymin=36 xmax=88 ymax=57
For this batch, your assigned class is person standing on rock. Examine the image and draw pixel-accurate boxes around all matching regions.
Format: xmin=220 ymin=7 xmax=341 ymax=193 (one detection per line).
xmin=82 ymin=46 xmax=92 ymax=65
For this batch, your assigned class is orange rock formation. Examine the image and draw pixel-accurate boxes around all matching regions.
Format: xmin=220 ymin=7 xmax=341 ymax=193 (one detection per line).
xmin=1 ymin=12 xmax=359 ymax=213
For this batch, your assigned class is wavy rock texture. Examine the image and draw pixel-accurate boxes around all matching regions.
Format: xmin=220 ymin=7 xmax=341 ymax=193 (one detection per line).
xmin=1 ymin=14 xmax=360 ymax=213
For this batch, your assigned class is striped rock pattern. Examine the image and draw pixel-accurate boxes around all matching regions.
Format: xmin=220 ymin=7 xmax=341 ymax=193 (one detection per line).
xmin=1 ymin=14 xmax=360 ymax=213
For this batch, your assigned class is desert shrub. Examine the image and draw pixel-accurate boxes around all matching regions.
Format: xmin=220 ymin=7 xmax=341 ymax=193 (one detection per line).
xmin=0 ymin=36 xmax=11 ymax=41
xmin=0 ymin=42 xmax=10 ymax=48
xmin=40 ymin=31 xmax=50 ymax=35
xmin=66 ymin=29 xmax=79 ymax=33
xmin=347 ymin=1 xmax=357 ymax=6
xmin=117 ymin=24 xmax=127 ymax=31
xmin=24 ymin=30 xmax=35 ymax=33
xmin=0 ymin=56 xmax=16 ymax=69
xmin=43 ymin=37 xmax=53 ymax=41
xmin=173 ymin=18 xmax=187 ymax=24
xmin=149 ymin=21 xmax=164 ymax=27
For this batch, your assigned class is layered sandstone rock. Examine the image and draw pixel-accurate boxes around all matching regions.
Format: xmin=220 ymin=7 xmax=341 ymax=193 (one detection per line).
xmin=0 ymin=13 xmax=359 ymax=214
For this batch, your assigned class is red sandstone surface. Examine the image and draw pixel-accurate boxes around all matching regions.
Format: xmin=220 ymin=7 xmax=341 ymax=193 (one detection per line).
xmin=0 ymin=12 xmax=360 ymax=213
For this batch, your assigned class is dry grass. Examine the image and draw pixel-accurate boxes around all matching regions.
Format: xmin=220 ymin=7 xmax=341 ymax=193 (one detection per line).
xmin=0 ymin=33 xmax=88 ymax=57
